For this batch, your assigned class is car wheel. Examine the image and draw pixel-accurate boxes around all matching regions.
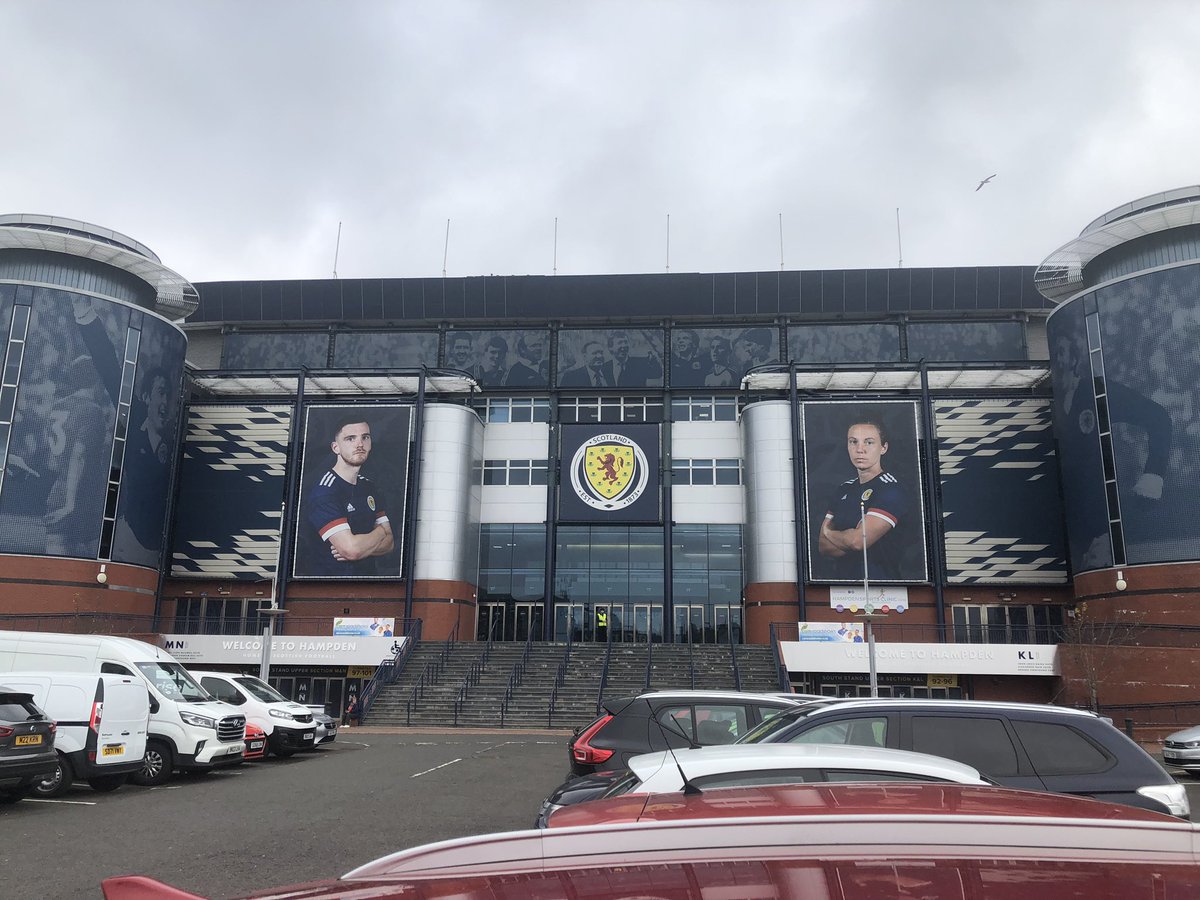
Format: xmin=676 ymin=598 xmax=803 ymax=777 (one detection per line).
xmin=131 ymin=741 xmax=173 ymax=786
xmin=86 ymin=774 xmax=127 ymax=792
xmin=32 ymin=753 xmax=73 ymax=798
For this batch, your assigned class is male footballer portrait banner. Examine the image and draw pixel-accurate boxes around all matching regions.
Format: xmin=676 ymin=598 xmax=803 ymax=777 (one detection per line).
xmin=558 ymin=424 xmax=661 ymax=522
xmin=293 ymin=404 xmax=413 ymax=579
xmin=802 ymin=400 xmax=928 ymax=584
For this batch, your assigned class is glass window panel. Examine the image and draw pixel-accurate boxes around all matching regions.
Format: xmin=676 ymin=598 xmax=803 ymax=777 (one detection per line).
xmin=511 ymin=525 xmax=545 ymax=569
xmin=672 ymin=526 xmax=709 ymax=569
xmin=629 ymin=528 xmax=664 ymax=569
xmin=671 ymin=463 xmax=689 ymax=483
xmin=555 ymin=527 xmax=590 ymax=568
xmin=691 ymin=464 xmax=714 ymax=485
xmin=590 ymin=570 xmax=627 ymax=598
xmin=629 ymin=570 xmax=664 ymax=601
xmin=511 ymin=569 xmax=545 ymax=601
xmin=480 ymin=525 xmax=514 ymax=568
xmin=509 ymin=465 xmax=531 ymax=486
xmin=591 ymin=526 xmax=628 ymax=568
xmin=670 ymin=399 xmax=690 ymax=422
xmin=709 ymin=571 xmax=743 ymax=603
xmin=673 ymin=569 xmax=708 ymax=599
xmin=553 ymin=568 xmax=589 ymax=603
xmin=911 ymin=715 xmax=1019 ymax=777
xmin=483 ymin=462 xmax=505 ymax=485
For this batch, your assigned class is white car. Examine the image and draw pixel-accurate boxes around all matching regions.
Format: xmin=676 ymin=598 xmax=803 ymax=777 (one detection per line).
xmin=1163 ymin=724 xmax=1200 ymax=771
xmin=620 ymin=742 xmax=989 ymax=796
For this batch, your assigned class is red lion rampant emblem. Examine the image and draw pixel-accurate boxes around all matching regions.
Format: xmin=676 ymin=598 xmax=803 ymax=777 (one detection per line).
xmin=597 ymin=452 xmax=624 ymax=484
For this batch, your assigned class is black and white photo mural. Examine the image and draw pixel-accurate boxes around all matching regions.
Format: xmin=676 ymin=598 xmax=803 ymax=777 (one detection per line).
xmin=0 ymin=288 xmax=126 ymax=559
xmin=442 ymin=329 xmax=550 ymax=388
xmin=333 ymin=331 xmax=438 ymax=369
xmin=222 ymin=332 xmax=330 ymax=369
xmin=558 ymin=329 xmax=664 ymax=389
xmin=669 ymin=326 xmax=780 ymax=388
xmin=1049 ymin=265 xmax=1200 ymax=572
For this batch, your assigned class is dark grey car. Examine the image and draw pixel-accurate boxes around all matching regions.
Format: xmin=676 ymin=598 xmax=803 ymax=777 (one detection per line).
xmin=739 ymin=698 xmax=1188 ymax=817
xmin=567 ymin=690 xmax=813 ymax=777
xmin=0 ymin=690 xmax=57 ymax=803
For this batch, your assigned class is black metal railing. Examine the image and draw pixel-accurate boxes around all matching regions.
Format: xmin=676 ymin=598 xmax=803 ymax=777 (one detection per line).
xmin=769 ymin=622 xmax=790 ymax=693
xmin=727 ymin=620 xmax=742 ymax=691
xmin=405 ymin=619 xmax=459 ymax=725
xmin=595 ymin=619 xmax=615 ymax=715
xmin=547 ymin=628 xmax=575 ymax=727
xmin=358 ymin=618 xmax=422 ymax=721
xmin=452 ymin=617 xmax=501 ymax=725
xmin=687 ymin=629 xmax=696 ymax=689
xmin=499 ymin=624 xmax=536 ymax=728
xmin=643 ymin=634 xmax=654 ymax=692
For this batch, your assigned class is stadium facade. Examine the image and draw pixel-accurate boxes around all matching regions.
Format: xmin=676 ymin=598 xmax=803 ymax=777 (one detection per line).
xmin=1 ymin=189 xmax=1198 ymax=718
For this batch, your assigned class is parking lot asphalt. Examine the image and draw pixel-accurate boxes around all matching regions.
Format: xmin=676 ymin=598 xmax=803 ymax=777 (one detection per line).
xmin=0 ymin=728 xmax=573 ymax=900
xmin=5 ymin=728 xmax=1199 ymax=900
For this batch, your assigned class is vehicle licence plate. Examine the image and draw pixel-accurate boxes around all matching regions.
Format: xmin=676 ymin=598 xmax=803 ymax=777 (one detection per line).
xmin=249 ymin=741 xmax=264 ymax=751
xmin=14 ymin=734 xmax=42 ymax=746
xmin=303 ymin=732 xmax=314 ymax=741
xmin=101 ymin=744 xmax=124 ymax=757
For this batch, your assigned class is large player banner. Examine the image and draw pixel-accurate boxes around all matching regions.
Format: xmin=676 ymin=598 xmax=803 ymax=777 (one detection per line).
xmin=558 ymin=424 xmax=661 ymax=523
xmin=293 ymin=404 xmax=412 ymax=579
xmin=802 ymin=400 xmax=928 ymax=584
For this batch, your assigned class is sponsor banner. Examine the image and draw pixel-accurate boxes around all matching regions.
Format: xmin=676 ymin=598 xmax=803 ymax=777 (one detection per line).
xmin=781 ymin=641 xmax=1059 ymax=676
xmin=293 ymin=404 xmax=413 ymax=579
xmin=829 ymin=586 xmax=909 ymax=614
xmin=161 ymin=634 xmax=403 ymax=667
xmin=559 ymin=424 xmax=660 ymax=522
xmin=333 ymin=617 xmax=396 ymax=636
xmin=803 ymin=400 xmax=929 ymax=584
xmin=797 ymin=622 xmax=866 ymax=643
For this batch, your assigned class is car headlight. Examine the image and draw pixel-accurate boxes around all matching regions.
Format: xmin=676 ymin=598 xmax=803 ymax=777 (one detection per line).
xmin=1185 ymin=741 xmax=1200 ymax=749
xmin=179 ymin=711 xmax=216 ymax=729
xmin=269 ymin=709 xmax=296 ymax=721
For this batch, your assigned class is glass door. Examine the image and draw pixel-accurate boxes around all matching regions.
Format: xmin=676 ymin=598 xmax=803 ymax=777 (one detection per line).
xmin=673 ymin=605 xmax=705 ymax=644
xmin=477 ymin=602 xmax=505 ymax=641
xmin=554 ymin=603 xmax=584 ymax=642
xmin=632 ymin=604 xmax=652 ymax=643
xmin=514 ymin=602 xmax=544 ymax=642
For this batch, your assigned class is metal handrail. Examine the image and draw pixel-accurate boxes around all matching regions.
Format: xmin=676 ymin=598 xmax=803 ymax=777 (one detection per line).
xmin=547 ymin=636 xmax=574 ymax=727
xmin=769 ymin=622 xmax=790 ymax=693
xmin=688 ymin=627 xmax=696 ymax=690
xmin=358 ymin=618 xmax=422 ymax=721
xmin=452 ymin=618 xmax=501 ymax=726
xmin=727 ymin=616 xmax=742 ymax=692
xmin=595 ymin=619 xmax=615 ymax=714
xmin=643 ymin=634 xmax=654 ymax=692
xmin=499 ymin=657 xmax=527 ymax=728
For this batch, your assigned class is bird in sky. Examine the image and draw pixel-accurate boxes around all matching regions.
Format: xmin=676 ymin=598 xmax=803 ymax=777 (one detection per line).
xmin=975 ymin=174 xmax=997 ymax=191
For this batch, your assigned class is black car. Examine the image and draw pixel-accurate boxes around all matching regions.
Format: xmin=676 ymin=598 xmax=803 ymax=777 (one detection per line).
xmin=567 ymin=690 xmax=812 ymax=777
xmin=739 ymin=698 xmax=1188 ymax=817
xmin=0 ymin=690 xmax=57 ymax=804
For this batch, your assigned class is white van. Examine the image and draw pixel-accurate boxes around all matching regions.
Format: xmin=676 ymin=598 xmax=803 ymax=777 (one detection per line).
xmin=0 ymin=672 xmax=148 ymax=796
xmin=192 ymin=671 xmax=317 ymax=756
xmin=0 ymin=631 xmax=245 ymax=785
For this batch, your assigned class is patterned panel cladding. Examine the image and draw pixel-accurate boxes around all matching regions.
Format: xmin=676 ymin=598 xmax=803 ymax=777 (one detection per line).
xmin=170 ymin=405 xmax=290 ymax=579
xmin=935 ymin=399 xmax=1068 ymax=584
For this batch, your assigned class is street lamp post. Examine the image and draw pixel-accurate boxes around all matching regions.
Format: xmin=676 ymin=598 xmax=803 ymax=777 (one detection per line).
xmin=258 ymin=605 xmax=288 ymax=682
xmin=859 ymin=501 xmax=879 ymax=698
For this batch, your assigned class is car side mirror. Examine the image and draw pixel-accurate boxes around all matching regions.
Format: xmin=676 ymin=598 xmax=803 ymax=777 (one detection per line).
xmin=148 ymin=693 xmax=160 ymax=714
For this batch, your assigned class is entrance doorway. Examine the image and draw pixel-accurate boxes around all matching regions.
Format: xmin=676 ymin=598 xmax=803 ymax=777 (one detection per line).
xmin=477 ymin=602 xmax=505 ymax=641
xmin=673 ymin=605 xmax=705 ymax=643
xmin=514 ymin=602 xmax=544 ymax=642
xmin=554 ymin=603 xmax=584 ymax=642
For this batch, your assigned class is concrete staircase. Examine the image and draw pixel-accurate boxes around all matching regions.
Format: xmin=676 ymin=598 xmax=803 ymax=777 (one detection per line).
xmin=364 ymin=639 xmax=784 ymax=731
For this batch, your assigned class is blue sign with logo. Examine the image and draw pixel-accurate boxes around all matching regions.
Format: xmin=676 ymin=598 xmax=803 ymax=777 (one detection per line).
xmin=559 ymin=424 xmax=660 ymax=523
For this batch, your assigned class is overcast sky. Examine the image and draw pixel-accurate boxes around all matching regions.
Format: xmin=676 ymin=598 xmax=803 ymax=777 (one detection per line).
xmin=4 ymin=2 xmax=1198 ymax=284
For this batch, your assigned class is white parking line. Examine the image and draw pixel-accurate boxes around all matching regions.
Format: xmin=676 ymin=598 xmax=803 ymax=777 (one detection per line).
xmin=411 ymin=758 xmax=462 ymax=778
xmin=22 ymin=798 xmax=97 ymax=806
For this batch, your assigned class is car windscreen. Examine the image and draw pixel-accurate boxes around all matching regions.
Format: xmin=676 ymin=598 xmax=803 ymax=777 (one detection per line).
xmin=0 ymin=693 xmax=43 ymax=721
xmin=738 ymin=707 xmax=811 ymax=744
xmin=233 ymin=676 xmax=289 ymax=704
xmin=136 ymin=662 xmax=213 ymax=703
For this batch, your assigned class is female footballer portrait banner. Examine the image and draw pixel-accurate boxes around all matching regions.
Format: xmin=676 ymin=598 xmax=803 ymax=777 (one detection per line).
xmin=293 ymin=404 xmax=413 ymax=579
xmin=802 ymin=400 xmax=928 ymax=584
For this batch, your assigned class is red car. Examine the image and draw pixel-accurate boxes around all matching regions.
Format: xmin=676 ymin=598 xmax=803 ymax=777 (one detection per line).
xmin=102 ymin=784 xmax=1200 ymax=899
xmin=242 ymin=724 xmax=266 ymax=762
